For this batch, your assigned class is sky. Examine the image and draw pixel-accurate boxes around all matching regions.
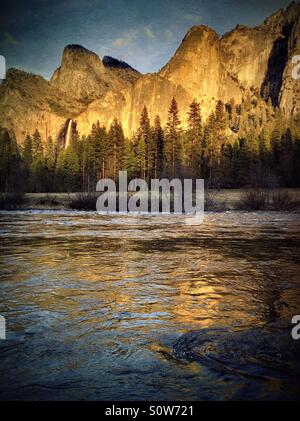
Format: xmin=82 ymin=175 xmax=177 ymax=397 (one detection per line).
xmin=0 ymin=0 xmax=295 ymax=79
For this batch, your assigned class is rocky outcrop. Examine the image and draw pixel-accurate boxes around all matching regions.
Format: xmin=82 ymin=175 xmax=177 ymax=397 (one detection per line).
xmin=221 ymin=25 xmax=277 ymax=93
xmin=159 ymin=26 xmax=243 ymax=120
xmin=0 ymin=68 xmax=81 ymax=142
xmin=279 ymin=8 xmax=300 ymax=114
xmin=102 ymin=56 xmax=141 ymax=86
xmin=50 ymin=45 xmax=127 ymax=102
xmin=0 ymin=2 xmax=299 ymax=144
xmin=173 ymin=327 xmax=300 ymax=382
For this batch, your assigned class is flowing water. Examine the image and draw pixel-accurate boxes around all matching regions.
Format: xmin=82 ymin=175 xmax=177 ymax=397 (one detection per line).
xmin=0 ymin=211 xmax=300 ymax=401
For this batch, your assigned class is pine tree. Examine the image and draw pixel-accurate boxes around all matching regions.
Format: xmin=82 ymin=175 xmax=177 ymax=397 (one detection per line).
xmin=56 ymin=148 xmax=80 ymax=192
xmin=45 ymin=136 xmax=56 ymax=168
xmin=185 ymin=99 xmax=202 ymax=177
xmin=136 ymin=136 xmax=147 ymax=179
xmin=30 ymin=155 xmax=47 ymax=192
xmin=152 ymin=114 xmax=164 ymax=178
xmin=231 ymin=140 xmax=240 ymax=188
xmin=136 ymin=106 xmax=153 ymax=179
xmin=82 ymin=135 xmax=94 ymax=191
xmin=90 ymin=121 xmax=106 ymax=180
xmin=0 ymin=130 xmax=13 ymax=191
xmin=202 ymin=112 xmax=217 ymax=186
xmin=237 ymin=138 xmax=252 ymax=187
xmin=270 ymin=124 xmax=282 ymax=169
xmin=32 ymin=129 xmax=43 ymax=159
xmin=293 ymin=137 xmax=300 ymax=187
xmin=81 ymin=123 xmax=107 ymax=191
xmin=219 ymin=143 xmax=233 ymax=188
xmin=165 ymin=97 xmax=181 ymax=177
xmin=23 ymin=135 xmax=33 ymax=168
xmin=107 ymin=119 xmax=125 ymax=180
xmin=124 ymin=138 xmax=138 ymax=179
xmin=214 ymin=101 xmax=229 ymax=186
xmin=43 ymin=136 xmax=57 ymax=191
xmin=279 ymin=128 xmax=294 ymax=186
xmin=246 ymin=128 xmax=260 ymax=186
xmin=259 ymin=129 xmax=268 ymax=162
xmin=215 ymin=100 xmax=227 ymax=133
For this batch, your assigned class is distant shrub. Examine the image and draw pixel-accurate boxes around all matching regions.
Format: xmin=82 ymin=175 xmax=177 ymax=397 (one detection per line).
xmin=0 ymin=192 xmax=26 ymax=210
xmin=68 ymin=193 xmax=98 ymax=210
xmin=270 ymin=191 xmax=299 ymax=211
xmin=36 ymin=194 xmax=60 ymax=207
xmin=238 ymin=189 xmax=269 ymax=211
xmin=205 ymin=190 xmax=226 ymax=211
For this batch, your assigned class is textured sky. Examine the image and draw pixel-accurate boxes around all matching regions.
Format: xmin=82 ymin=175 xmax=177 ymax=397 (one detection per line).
xmin=0 ymin=0 xmax=295 ymax=79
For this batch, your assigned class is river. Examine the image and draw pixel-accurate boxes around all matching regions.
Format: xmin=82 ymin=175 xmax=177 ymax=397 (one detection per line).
xmin=0 ymin=211 xmax=299 ymax=400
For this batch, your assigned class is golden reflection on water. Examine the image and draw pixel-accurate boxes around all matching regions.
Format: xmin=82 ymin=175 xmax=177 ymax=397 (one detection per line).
xmin=0 ymin=212 xmax=300 ymax=400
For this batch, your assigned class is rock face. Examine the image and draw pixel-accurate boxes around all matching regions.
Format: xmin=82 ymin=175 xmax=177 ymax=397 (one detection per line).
xmin=173 ymin=327 xmax=300 ymax=399
xmin=51 ymin=45 xmax=124 ymax=101
xmin=159 ymin=26 xmax=243 ymax=121
xmin=0 ymin=2 xmax=299 ymax=143
xmin=279 ymin=9 xmax=300 ymax=115
xmin=0 ymin=68 xmax=79 ymax=142
xmin=102 ymin=56 xmax=141 ymax=86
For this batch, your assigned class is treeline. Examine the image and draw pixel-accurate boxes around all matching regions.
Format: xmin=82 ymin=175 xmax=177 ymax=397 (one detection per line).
xmin=1 ymin=96 xmax=300 ymax=192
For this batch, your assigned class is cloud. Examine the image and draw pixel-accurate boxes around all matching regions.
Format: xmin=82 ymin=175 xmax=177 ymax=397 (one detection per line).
xmin=112 ymin=26 xmax=156 ymax=50
xmin=2 ymin=32 xmax=19 ymax=46
xmin=183 ymin=13 xmax=202 ymax=22
xmin=98 ymin=46 xmax=110 ymax=58
xmin=113 ymin=38 xmax=128 ymax=47
xmin=112 ymin=30 xmax=137 ymax=48
xmin=144 ymin=26 xmax=155 ymax=39
xmin=164 ymin=30 xmax=173 ymax=40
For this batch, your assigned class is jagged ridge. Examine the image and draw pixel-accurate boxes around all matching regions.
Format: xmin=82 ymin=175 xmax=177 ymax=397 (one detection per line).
xmin=0 ymin=1 xmax=299 ymax=142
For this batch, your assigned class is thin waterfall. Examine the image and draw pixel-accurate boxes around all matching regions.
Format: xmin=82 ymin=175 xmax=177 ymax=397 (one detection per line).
xmin=65 ymin=119 xmax=73 ymax=149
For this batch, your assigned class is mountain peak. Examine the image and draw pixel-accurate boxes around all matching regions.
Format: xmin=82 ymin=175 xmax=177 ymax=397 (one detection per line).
xmin=64 ymin=44 xmax=91 ymax=52
xmin=261 ymin=1 xmax=300 ymax=33
xmin=183 ymin=25 xmax=219 ymax=41
xmin=103 ymin=56 xmax=137 ymax=71
xmin=102 ymin=56 xmax=141 ymax=85
xmin=1 ymin=2 xmax=299 ymax=141
xmin=60 ymin=44 xmax=103 ymax=68
xmin=50 ymin=45 xmax=110 ymax=101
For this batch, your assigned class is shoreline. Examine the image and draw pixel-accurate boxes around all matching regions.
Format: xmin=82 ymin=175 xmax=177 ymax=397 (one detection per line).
xmin=1 ymin=189 xmax=300 ymax=212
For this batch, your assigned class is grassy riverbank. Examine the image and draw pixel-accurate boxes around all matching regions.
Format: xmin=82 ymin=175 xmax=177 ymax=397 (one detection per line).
xmin=1 ymin=189 xmax=300 ymax=211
